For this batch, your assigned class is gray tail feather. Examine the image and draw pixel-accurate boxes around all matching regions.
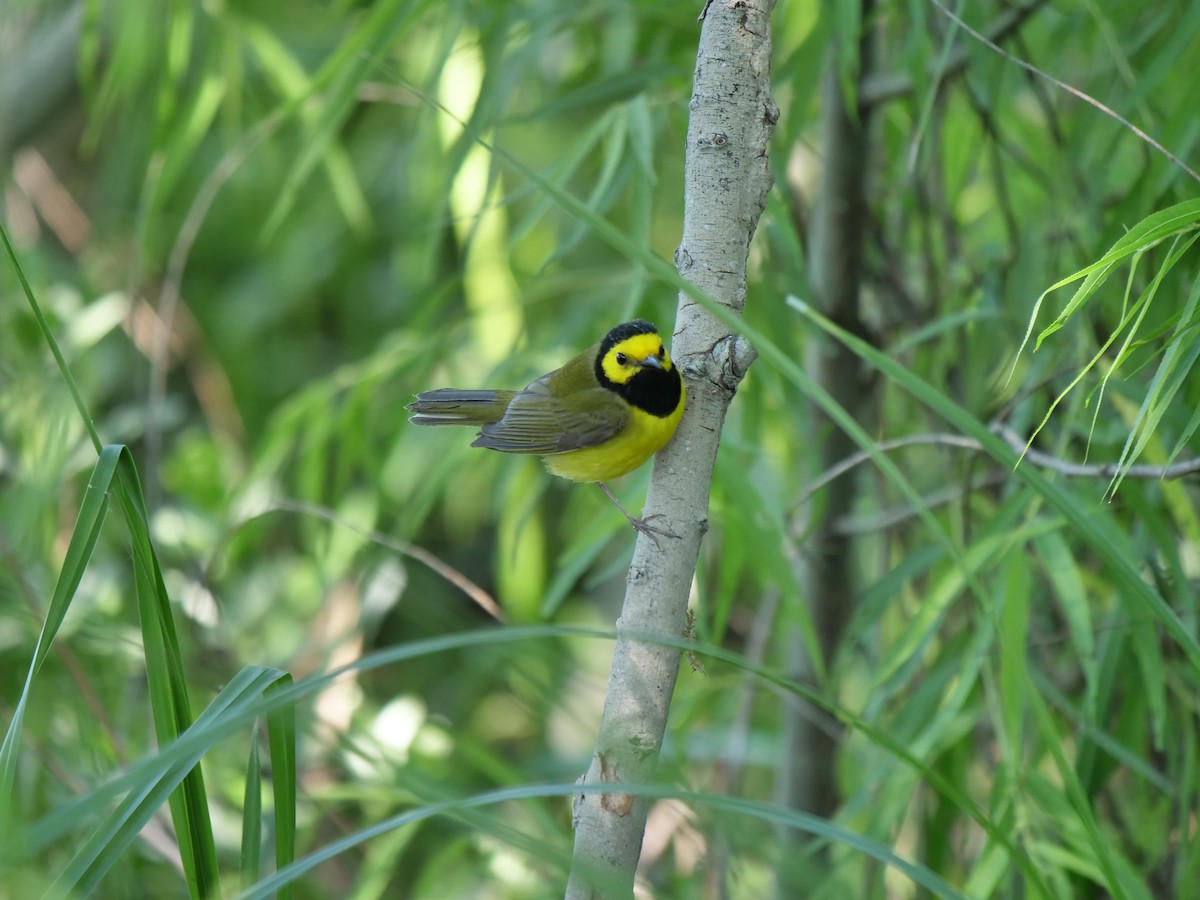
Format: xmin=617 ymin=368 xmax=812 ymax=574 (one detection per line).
xmin=407 ymin=389 xmax=513 ymax=426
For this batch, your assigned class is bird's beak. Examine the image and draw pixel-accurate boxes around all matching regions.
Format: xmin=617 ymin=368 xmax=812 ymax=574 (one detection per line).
xmin=640 ymin=354 xmax=663 ymax=369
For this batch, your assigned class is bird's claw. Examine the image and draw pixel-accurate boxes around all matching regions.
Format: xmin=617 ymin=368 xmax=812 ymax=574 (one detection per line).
xmin=628 ymin=513 xmax=681 ymax=542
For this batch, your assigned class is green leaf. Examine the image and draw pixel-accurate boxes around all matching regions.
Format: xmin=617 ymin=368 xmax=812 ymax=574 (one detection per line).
xmin=241 ymin=731 xmax=264 ymax=890
xmin=1012 ymin=198 xmax=1200 ymax=361
xmin=260 ymin=0 xmax=430 ymax=240
xmin=266 ymin=676 xmax=298 ymax=899
xmin=998 ymin=550 xmax=1031 ymax=763
xmin=0 ymin=447 xmax=118 ymax=843
xmin=47 ymin=667 xmax=291 ymax=896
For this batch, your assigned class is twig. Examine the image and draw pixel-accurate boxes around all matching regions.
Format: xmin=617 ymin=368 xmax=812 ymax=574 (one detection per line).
xmin=271 ymin=498 xmax=504 ymax=622
xmin=835 ymin=470 xmax=1009 ymax=534
xmin=797 ymin=433 xmax=981 ymax=507
xmin=797 ymin=426 xmax=1200 ymax=510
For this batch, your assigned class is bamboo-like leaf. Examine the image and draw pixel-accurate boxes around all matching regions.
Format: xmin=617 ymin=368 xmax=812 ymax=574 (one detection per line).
xmin=47 ymin=667 xmax=291 ymax=897
xmin=1034 ymin=671 xmax=1172 ymax=795
xmin=998 ymin=551 xmax=1032 ymax=766
xmin=541 ymin=111 xmax=634 ymax=271
xmin=872 ymin=506 xmax=1055 ymax=691
xmin=1108 ymin=235 xmax=1200 ymax=494
xmin=1033 ymin=199 xmax=1200 ymax=347
xmin=1034 ymin=533 xmax=1098 ymax=711
xmin=266 ymin=676 xmax=297 ymax=900
xmin=1006 ymin=198 xmax=1200 ymax=372
xmin=260 ymin=0 xmax=430 ymax=240
xmin=507 ymin=107 xmax=620 ymax=252
xmin=1025 ymin=668 xmax=1152 ymax=900
xmin=792 ymin=297 xmax=1200 ymax=671
xmin=17 ymin=625 xmax=1048 ymax=894
xmin=241 ymin=731 xmax=263 ymax=890
xmin=1021 ymin=251 xmax=1153 ymax=458
xmin=1176 ymin=726 xmax=1199 ymax=887
xmin=0 ymin=447 xmax=117 ymax=843
xmin=239 ymin=783 xmax=969 ymax=900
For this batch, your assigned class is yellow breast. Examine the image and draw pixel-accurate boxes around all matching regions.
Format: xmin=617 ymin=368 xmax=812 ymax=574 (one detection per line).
xmin=543 ymin=401 xmax=685 ymax=483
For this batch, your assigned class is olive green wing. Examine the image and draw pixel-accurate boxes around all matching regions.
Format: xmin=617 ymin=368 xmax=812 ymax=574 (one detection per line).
xmin=470 ymin=375 xmax=627 ymax=454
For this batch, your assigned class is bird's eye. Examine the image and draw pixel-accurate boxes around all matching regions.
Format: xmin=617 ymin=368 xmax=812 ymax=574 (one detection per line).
xmin=657 ymin=347 xmax=665 ymax=359
xmin=615 ymin=352 xmax=628 ymax=365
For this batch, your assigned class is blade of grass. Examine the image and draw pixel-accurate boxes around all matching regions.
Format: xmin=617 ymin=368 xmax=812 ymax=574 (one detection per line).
xmin=0 ymin=447 xmax=118 ymax=844
xmin=47 ymin=667 xmax=291 ymax=897
xmin=238 ymin=782 xmax=970 ymax=900
xmin=4 ymin=220 xmax=220 ymax=897
xmin=20 ymin=625 xmax=1049 ymax=895
xmin=1 ymin=222 xmax=102 ymax=453
xmin=265 ymin=676 xmax=297 ymax=899
xmin=241 ymin=730 xmax=263 ymax=890
xmin=118 ymin=447 xmax=219 ymax=899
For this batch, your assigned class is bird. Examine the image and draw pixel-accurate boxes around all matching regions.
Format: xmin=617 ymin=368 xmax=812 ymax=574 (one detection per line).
xmin=408 ymin=320 xmax=685 ymax=537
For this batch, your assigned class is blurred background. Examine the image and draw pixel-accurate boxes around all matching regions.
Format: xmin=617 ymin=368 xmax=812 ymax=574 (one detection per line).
xmin=3 ymin=0 xmax=1200 ymax=896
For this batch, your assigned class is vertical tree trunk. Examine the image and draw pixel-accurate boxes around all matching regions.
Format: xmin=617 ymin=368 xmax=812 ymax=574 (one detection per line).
xmin=566 ymin=1 xmax=777 ymax=895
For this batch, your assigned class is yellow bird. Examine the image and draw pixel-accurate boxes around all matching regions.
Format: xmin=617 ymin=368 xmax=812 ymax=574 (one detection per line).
xmin=408 ymin=320 xmax=685 ymax=536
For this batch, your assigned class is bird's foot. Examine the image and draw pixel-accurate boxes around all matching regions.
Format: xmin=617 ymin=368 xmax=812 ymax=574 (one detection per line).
xmin=597 ymin=483 xmax=681 ymax=542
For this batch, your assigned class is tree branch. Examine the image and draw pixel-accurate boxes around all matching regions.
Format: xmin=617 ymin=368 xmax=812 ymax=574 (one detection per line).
xmin=795 ymin=426 xmax=1200 ymax=512
xmin=565 ymin=1 xmax=776 ymax=895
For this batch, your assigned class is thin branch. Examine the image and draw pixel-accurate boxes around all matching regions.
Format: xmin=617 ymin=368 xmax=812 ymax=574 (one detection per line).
xmin=836 ymin=471 xmax=1009 ymax=534
xmin=797 ymin=433 xmax=980 ymax=508
xmin=797 ymin=426 xmax=1200 ymax=511
xmin=271 ymin=498 xmax=503 ymax=622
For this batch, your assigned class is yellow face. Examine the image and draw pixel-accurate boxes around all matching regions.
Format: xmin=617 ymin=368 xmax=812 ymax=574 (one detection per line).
xmin=599 ymin=333 xmax=672 ymax=386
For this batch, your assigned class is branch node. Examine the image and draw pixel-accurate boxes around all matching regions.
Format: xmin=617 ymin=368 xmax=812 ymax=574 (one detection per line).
xmin=764 ymin=97 xmax=780 ymax=125
xmin=711 ymin=333 xmax=757 ymax=393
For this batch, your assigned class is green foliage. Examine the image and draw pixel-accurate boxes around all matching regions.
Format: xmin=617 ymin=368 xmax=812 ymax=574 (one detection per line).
xmin=3 ymin=0 xmax=1200 ymax=897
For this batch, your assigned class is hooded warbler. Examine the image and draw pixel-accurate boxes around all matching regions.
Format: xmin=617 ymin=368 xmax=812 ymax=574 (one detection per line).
xmin=408 ymin=320 xmax=685 ymax=536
